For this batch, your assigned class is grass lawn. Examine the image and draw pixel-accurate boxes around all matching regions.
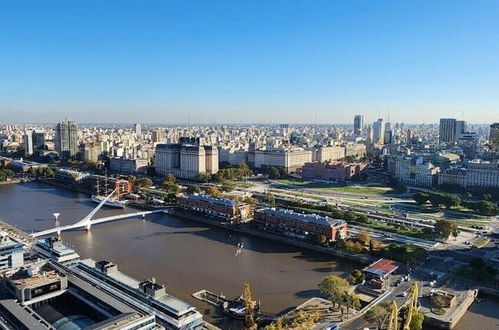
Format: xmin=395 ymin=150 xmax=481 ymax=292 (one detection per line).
xmin=229 ymin=181 xmax=253 ymax=189
xmin=457 ymin=265 xmax=496 ymax=284
xmin=354 ymin=220 xmax=436 ymax=241
xmin=274 ymin=179 xmax=394 ymax=195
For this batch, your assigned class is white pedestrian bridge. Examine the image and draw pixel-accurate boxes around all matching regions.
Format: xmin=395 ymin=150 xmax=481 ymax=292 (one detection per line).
xmin=32 ymin=189 xmax=169 ymax=238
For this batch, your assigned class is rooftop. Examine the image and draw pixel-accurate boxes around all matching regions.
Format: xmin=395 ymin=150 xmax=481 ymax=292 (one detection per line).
xmin=363 ymin=258 xmax=400 ymax=278
xmin=37 ymin=237 xmax=78 ymax=256
xmin=258 ymin=208 xmax=345 ymax=227
xmin=7 ymin=263 xmax=64 ymax=289
xmin=0 ymin=232 xmax=23 ymax=250
xmin=80 ymin=259 xmax=195 ymax=315
xmin=184 ymin=193 xmax=241 ymax=207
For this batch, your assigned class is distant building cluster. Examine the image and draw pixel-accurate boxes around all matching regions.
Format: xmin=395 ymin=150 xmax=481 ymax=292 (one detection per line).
xmin=0 ymin=115 xmax=497 ymax=191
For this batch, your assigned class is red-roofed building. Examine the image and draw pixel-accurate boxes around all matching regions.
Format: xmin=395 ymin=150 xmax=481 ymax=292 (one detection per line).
xmin=363 ymin=258 xmax=400 ymax=281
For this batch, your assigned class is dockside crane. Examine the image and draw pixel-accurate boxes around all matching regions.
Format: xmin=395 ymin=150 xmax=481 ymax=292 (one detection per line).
xmin=403 ymin=282 xmax=419 ymax=330
xmin=243 ymin=281 xmax=258 ymax=330
xmin=387 ymin=282 xmax=420 ymax=330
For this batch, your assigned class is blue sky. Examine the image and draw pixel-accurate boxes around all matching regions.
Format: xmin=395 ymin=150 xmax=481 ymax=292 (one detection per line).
xmin=1 ymin=1 xmax=498 ymax=124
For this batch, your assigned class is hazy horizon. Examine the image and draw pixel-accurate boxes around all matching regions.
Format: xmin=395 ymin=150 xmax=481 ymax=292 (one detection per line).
xmin=2 ymin=1 xmax=498 ymax=124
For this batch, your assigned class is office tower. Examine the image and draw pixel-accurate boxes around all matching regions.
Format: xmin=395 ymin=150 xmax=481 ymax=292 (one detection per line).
xmin=55 ymin=119 xmax=78 ymax=160
xmin=134 ymin=123 xmax=141 ymax=136
xmin=152 ymin=129 xmax=164 ymax=143
xmin=455 ymin=120 xmax=467 ymax=142
xmin=32 ymin=130 xmax=45 ymax=150
xmin=23 ymin=130 xmax=33 ymax=155
xmin=458 ymin=132 xmax=478 ymax=159
xmin=384 ymin=130 xmax=393 ymax=145
xmin=366 ymin=125 xmax=373 ymax=143
xmin=439 ymin=118 xmax=457 ymax=143
xmin=490 ymin=123 xmax=499 ymax=151
xmin=353 ymin=115 xmax=364 ymax=135
xmin=407 ymin=129 xmax=413 ymax=140
xmin=373 ymin=118 xmax=385 ymax=144
xmin=385 ymin=122 xmax=392 ymax=132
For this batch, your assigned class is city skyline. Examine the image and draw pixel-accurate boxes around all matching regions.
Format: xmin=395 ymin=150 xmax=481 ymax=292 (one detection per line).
xmin=2 ymin=1 xmax=499 ymax=124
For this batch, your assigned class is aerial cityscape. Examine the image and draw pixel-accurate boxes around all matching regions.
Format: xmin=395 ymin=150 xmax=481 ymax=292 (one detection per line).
xmin=1 ymin=2 xmax=498 ymax=330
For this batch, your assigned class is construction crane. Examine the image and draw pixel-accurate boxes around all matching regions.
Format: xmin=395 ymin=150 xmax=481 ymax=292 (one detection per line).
xmin=387 ymin=282 xmax=420 ymax=330
xmin=243 ymin=281 xmax=257 ymax=330
xmin=387 ymin=300 xmax=398 ymax=330
xmin=403 ymin=282 xmax=419 ymax=330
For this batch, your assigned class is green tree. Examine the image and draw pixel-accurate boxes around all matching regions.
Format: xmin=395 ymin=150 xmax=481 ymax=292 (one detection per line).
xmin=429 ymin=193 xmax=443 ymax=207
xmin=164 ymin=174 xmax=176 ymax=184
xmin=127 ymin=175 xmax=137 ymax=185
xmin=409 ymin=310 xmax=424 ymax=330
xmin=413 ymin=192 xmax=429 ymax=205
xmin=222 ymin=181 xmax=236 ymax=192
xmin=289 ymin=310 xmax=320 ymax=330
xmin=206 ymin=186 xmax=222 ymax=197
xmin=263 ymin=191 xmax=276 ymax=205
xmin=195 ymin=173 xmax=212 ymax=183
xmin=161 ymin=181 xmax=181 ymax=194
xmin=186 ymin=185 xmax=202 ymax=194
xmin=265 ymin=318 xmax=285 ymax=330
xmin=363 ymin=304 xmax=390 ymax=329
xmin=347 ymin=269 xmax=365 ymax=285
xmin=476 ymin=200 xmax=498 ymax=216
xmin=135 ymin=177 xmax=153 ymax=187
xmin=343 ymin=293 xmax=361 ymax=315
xmin=357 ymin=230 xmax=371 ymax=245
xmin=441 ymin=193 xmax=461 ymax=209
xmin=318 ymin=275 xmax=349 ymax=308
xmin=343 ymin=211 xmax=357 ymax=221
xmin=434 ymin=219 xmax=458 ymax=240
xmin=356 ymin=214 xmax=369 ymax=223
xmin=266 ymin=166 xmax=281 ymax=179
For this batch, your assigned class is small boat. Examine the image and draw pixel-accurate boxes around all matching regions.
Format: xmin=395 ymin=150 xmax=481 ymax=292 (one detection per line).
xmin=223 ymin=295 xmax=260 ymax=319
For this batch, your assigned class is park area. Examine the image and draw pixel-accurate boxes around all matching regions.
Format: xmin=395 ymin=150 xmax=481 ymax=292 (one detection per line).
xmin=274 ymin=178 xmax=395 ymax=195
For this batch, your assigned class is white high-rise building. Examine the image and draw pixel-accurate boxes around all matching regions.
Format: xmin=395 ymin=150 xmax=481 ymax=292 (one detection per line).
xmin=373 ymin=118 xmax=385 ymax=144
xmin=134 ymin=123 xmax=141 ymax=136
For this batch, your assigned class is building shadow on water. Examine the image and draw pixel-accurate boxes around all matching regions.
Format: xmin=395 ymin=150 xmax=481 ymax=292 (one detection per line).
xmin=21 ymin=182 xmax=87 ymax=200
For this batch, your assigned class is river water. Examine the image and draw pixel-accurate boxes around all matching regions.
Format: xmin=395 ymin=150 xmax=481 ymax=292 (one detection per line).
xmin=0 ymin=182 xmax=496 ymax=330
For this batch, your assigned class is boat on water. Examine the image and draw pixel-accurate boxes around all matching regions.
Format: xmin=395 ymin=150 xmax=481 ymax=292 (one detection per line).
xmin=91 ymin=194 xmax=128 ymax=208
xmin=91 ymin=175 xmax=128 ymax=209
